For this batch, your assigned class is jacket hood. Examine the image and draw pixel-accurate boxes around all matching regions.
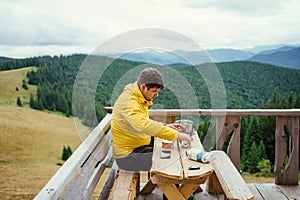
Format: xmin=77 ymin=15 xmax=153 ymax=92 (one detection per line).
xmin=124 ymin=82 xmax=153 ymax=107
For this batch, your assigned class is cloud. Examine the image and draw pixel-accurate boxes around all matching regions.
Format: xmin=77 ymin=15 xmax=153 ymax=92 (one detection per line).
xmin=0 ymin=0 xmax=300 ymax=57
xmin=182 ymin=0 xmax=289 ymax=15
xmin=0 ymin=0 xmax=94 ymax=46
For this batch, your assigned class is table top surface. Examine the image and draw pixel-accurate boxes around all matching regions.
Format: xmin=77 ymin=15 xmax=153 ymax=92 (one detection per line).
xmin=150 ymin=132 xmax=214 ymax=183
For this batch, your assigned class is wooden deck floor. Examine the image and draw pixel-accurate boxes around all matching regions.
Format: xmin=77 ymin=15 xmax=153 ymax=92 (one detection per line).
xmin=136 ymin=183 xmax=300 ymax=200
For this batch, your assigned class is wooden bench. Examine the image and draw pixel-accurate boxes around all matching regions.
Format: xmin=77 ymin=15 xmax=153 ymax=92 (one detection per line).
xmin=206 ymin=150 xmax=254 ymax=200
xmin=34 ymin=114 xmax=115 ymax=200
xmin=108 ymin=169 xmax=140 ymax=200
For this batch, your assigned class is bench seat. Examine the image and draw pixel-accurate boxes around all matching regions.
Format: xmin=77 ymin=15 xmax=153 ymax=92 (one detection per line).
xmin=108 ymin=169 xmax=140 ymax=200
xmin=207 ymin=150 xmax=254 ymax=200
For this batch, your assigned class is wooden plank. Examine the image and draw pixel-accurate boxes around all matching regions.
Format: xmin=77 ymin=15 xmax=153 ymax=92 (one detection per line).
xmin=137 ymin=183 xmax=300 ymax=200
xmin=277 ymin=184 xmax=300 ymax=200
xmin=247 ymin=184 xmax=264 ymax=200
xmin=151 ymin=138 xmax=183 ymax=181
xmin=190 ymin=131 xmax=205 ymax=151
xmin=136 ymin=195 xmax=145 ymax=200
xmin=150 ymin=115 xmax=176 ymax=123
xmin=83 ymin=147 xmax=114 ymax=198
xmin=208 ymin=150 xmax=254 ymax=200
xmin=255 ymin=184 xmax=288 ymax=200
xmin=109 ymin=170 xmax=140 ymax=200
xmin=181 ymin=134 xmax=214 ymax=181
xmin=143 ymin=187 xmax=163 ymax=200
xmin=98 ymin=168 xmax=117 ymax=200
xmin=83 ymin=164 xmax=106 ymax=199
xmin=61 ymin=132 xmax=112 ymax=200
xmin=105 ymin=107 xmax=300 ymax=117
xmin=194 ymin=184 xmax=224 ymax=200
xmin=148 ymin=108 xmax=300 ymax=117
xmin=34 ymin=114 xmax=112 ymax=200
xmin=194 ymin=190 xmax=222 ymax=200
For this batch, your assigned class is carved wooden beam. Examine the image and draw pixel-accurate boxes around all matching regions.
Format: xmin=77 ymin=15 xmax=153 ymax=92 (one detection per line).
xmin=275 ymin=116 xmax=299 ymax=185
xmin=216 ymin=116 xmax=241 ymax=171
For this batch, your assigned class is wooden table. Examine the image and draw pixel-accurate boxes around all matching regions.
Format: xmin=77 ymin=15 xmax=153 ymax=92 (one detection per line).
xmin=148 ymin=133 xmax=214 ymax=200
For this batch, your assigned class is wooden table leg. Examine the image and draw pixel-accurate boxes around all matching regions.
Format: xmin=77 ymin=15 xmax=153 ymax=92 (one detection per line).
xmin=157 ymin=184 xmax=185 ymax=200
xmin=179 ymin=184 xmax=199 ymax=199
xmin=140 ymin=179 xmax=156 ymax=195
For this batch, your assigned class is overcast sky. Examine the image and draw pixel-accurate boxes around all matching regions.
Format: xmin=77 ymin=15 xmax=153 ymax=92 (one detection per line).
xmin=1 ymin=0 xmax=300 ymax=58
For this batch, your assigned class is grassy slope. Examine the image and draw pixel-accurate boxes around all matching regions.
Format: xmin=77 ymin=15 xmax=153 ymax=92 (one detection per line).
xmin=0 ymin=68 xmax=90 ymax=199
xmin=0 ymin=67 xmax=37 ymax=106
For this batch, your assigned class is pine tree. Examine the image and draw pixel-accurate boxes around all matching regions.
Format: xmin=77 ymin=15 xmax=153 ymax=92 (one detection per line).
xmin=62 ymin=146 xmax=68 ymax=161
xmin=22 ymin=79 xmax=28 ymax=90
xmin=256 ymin=140 xmax=271 ymax=173
xmin=67 ymin=146 xmax=72 ymax=158
xmin=29 ymin=94 xmax=35 ymax=109
xmin=252 ymin=117 xmax=262 ymax=143
xmin=62 ymin=145 xmax=73 ymax=161
xmin=257 ymin=140 xmax=267 ymax=160
xmin=287 ymin=93 xmax=294 ymax=108
xmin=281 ymin=98 xmax=289 ymax=109
xmin=294 ymin=94 xmax=300 ymax=108
xmin=266 ymin=90 xmax=280 ymax=109
xmin=241 ymin=117 xmax=264 ymax=172
xmin=241 ymin=118 xmax=253 ymax=171
xmin=247 ymin=142 xmax=260 ymax=173
xmin=17 ymin=97 xmax=22 ymax=107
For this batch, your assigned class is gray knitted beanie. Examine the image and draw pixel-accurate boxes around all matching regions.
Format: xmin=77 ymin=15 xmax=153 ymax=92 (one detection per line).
xmin=137 ymin=68 xmax=164 ymax=89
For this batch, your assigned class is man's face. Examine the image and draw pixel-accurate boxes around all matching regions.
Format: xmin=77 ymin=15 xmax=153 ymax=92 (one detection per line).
xmin=140 ymin=84 xmax=160 ymax=101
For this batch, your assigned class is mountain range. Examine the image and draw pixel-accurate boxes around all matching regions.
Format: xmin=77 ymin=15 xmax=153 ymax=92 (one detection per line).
xmin=1 ymin=44 xmax=299 ymax=69
xmin=117 ymin=44 xmax=300 ymax=69
xmin=247 ymin=46 xmax=300 ymax=69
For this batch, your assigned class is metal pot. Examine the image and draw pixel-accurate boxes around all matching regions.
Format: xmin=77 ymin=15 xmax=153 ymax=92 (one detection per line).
xmin=175 ymin=119 xmax=194 ymax=135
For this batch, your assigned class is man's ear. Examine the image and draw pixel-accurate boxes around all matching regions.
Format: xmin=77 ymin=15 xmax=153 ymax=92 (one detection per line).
xmin=140 ymin=84 xmax=147 ymax=92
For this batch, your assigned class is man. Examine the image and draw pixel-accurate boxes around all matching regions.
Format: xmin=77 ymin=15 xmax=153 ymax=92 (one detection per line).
xmin=111 ymin=67 xmax=192 ymax=171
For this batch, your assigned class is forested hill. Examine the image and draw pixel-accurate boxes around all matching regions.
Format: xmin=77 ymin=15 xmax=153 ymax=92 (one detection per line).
xmin=213 ymin=61 xmax=300 ymax=108
xmin=1 ymin=55 xmax=300 ymax=125
xmin=0 ymin=56 xmax=13 ymax=62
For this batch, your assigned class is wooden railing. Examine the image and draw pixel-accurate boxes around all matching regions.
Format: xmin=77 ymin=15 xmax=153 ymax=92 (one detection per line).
xmin=35 ymin=109 xmax=299 ymax=199
xmin=34 ymin=114 xmax=113 ymax=200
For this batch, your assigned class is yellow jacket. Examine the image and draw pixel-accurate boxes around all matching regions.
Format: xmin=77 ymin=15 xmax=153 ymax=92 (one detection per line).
xmin=111 ymin=82 xmax=178 ymax=158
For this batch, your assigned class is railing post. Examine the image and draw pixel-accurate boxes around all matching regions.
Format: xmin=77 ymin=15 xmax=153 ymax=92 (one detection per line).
xmin=216 ymin=116 xmax=241 ymax=171
xmin=274 ymin=116 xmax=299 ymax=185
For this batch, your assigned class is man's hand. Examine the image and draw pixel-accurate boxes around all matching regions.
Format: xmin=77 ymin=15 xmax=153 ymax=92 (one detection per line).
xmin=165 ymin=123 xmax=192 ymax=145
xmin=177 ymin=132 xmax=192 ymax=145
xmin=165 ymin=123 xmax=182 ymax=131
